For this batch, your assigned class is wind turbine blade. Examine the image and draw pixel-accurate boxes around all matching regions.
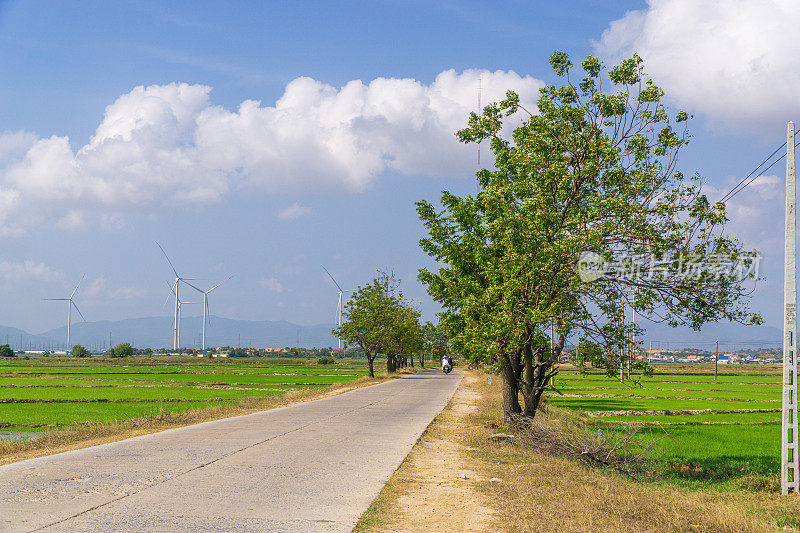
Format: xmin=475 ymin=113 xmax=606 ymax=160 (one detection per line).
xmin=70 ymin=274 xmax=85 ymax=299
xmin=207 ymin=275 xmax=233 ymax=293
xmin=42 ymin=298 xmax=69 ymax=301
xmin=156 ymin=242 xmax=179 ymax=277
xmin=322 ymin=266 xmax=343 ymax=292
xmin=183 ymin=281 xmax=205 ymax=294
xmin=205 ymin=298 xmax=211 ymax=325
xmin=164 ymin=280 xmax=177 ymax=306
xmin=71 ymin=300 xmax=87 ymax=322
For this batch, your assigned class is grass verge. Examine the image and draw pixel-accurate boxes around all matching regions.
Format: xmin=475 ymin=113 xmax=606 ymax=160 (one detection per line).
xmin=357 ymin=370 xmax=800 ymax=532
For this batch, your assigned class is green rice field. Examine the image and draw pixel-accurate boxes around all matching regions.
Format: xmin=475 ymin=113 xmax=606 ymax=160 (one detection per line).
xmin=0 ymin=358 xmax=366 ymax=436
xmin=551 ymin=364 xmax=782 ymax=486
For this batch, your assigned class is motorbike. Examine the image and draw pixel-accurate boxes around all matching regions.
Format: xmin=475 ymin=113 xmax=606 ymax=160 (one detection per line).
xmin=442 ymin=360 xmax=453 ymax=374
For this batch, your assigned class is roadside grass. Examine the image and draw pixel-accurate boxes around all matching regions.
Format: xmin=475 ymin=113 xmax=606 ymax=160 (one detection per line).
xmin=356 ymin=370 xmax=800 ymax=532
xmin=466 ymin=371 xmax=800 ymax=532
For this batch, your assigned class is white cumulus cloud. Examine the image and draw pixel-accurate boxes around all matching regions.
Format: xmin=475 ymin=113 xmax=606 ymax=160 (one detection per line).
xmin=81 ymin=276 xmax=146 ymax=301
xmin=277 ymin=202 xmax=312 ymax=221
xmin=0 ymin=69 xmax=544 ymax=235
xmin=595 ymin=0 xmax=800 ymax=130
xmin=0 ymin=260 xmax=64 ymax=282
xmin=111 ymin=287 xmax=147 ymax=300
xmin=259 ymin=277 xmax=284 ymax=293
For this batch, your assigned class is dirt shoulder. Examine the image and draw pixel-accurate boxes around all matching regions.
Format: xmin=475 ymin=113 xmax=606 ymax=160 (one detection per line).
xmin=355 ymin=371 xmax=497 ymax=532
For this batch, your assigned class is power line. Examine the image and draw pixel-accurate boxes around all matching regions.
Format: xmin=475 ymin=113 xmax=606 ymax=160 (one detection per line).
xmin=718 ymin=136 xmax=800 ymax=204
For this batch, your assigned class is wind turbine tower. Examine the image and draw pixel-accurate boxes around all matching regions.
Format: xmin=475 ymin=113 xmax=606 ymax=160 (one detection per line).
xmin=165 ymin=282 xmax=199 ymax=349
xmin=43 ymin=275 xmax=87 ymax=350
xmin=157 ymin=242 xmax=196 ymax=350
xmin=185 ymin=276 xmax=233 ymax=351
xmin=322 ymin=267 xmax=349 ymax=350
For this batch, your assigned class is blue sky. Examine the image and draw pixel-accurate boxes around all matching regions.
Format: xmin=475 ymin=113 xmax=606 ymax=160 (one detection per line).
xmin=0 ymin=0 xmax=794 ymax=336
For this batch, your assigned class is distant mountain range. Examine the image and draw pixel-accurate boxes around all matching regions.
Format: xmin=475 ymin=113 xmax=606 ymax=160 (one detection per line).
xmin=0 ymin=316 xmax=782 ymax=352
xmin=3 ymin=316 xmax=338 ymax=351
xmin=636 ymin=321 xmax=781 ymax=351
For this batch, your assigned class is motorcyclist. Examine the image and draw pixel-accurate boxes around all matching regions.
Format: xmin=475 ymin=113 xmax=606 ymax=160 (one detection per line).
xmin=441 ymin=355 xmax=453 ymax=372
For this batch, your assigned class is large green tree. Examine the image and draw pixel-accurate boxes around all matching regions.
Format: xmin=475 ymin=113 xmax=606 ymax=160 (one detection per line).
xmin=335 ymin=272 xmax=423 ymax=377
xmin=417 ymin=51 xmax=761 ymax=421
xmin=335 ymin=273 xmax=398 ymax=377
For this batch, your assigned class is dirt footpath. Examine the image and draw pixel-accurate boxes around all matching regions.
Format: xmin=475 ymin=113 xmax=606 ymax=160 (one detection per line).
xmin=358 ymin=372 xmax=496 ymax=532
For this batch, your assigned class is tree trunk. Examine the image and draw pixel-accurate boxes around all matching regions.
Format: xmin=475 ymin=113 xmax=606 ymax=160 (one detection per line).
xmin=366 ymin=354 xmax=375 ymax=378
xmin=519 ymin=330 xmax=566 ymax=419
xmin=500 ymin=353 xmax=522 ymax=421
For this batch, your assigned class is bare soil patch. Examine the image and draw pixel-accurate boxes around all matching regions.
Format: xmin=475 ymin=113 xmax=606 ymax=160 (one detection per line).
xmin=355 ymin=372 xmax=496 ymax=532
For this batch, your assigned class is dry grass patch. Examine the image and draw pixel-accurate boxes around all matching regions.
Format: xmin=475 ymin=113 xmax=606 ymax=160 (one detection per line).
xmin=0 ymin=372 xmax=405 ymax=465
xmin=466 ymin=372 xmax=800 ymax=532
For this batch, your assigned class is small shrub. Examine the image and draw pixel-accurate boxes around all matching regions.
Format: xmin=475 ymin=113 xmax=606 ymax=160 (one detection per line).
xmin=108 ymin=343 xmax=133 ymax=357
xmin=317 ymin=356 xmax=336 ymax=365
xmin=71 ymin=345 xmax=90 ymax=357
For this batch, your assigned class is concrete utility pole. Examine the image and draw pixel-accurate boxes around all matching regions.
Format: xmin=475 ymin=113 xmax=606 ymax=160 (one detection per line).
xmin=714 ymin=340 xmax=719 ymax=381
xmin=629 ymin=296 xmax=635 ymax=377
xmin=783 ymin=121 xmax=799 ymax=495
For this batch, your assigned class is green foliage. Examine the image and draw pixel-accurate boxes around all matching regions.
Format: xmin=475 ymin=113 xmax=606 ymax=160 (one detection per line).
xmin=108 ymin=343 xmax=134 ymax=358
xmin=0 ymin=344 xmax=15 ymax=358
xmin=228 ymin=348 xmax=248 ymax=358
xmin=317 ymin=356 xmax=336 ymax=365
xmin=334 ymin=272 xmax=423 ymax=376
xmin=71 ymin=345 xmax=90 ymax=358
xmin=422 ymin=321 xmax=449 ymax=363
xmin=417 ymin=51 xmax=761 ymax=420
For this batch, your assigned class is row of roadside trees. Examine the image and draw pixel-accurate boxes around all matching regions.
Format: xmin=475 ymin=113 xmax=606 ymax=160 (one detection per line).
xmin=334 ymin=272 xmax=447 ymax=377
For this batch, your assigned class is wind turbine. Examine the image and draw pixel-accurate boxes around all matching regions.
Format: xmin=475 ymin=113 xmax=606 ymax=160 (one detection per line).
xmin=164 ymin=281 xmax=198 ymax=350
xmin=43 ymin=275 xmax=86 ymax=350
xmin=322 ymin=267 xmax=349 ymax=350
xmin=156 ymin=242 xmax=196 ymax=350
xmin=185 ymin=276 xmax=233 ymax=351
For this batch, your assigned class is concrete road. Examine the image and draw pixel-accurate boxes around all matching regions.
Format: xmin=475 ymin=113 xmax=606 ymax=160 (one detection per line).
xmin=0 ymin=369 xmax=462 ymax=532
